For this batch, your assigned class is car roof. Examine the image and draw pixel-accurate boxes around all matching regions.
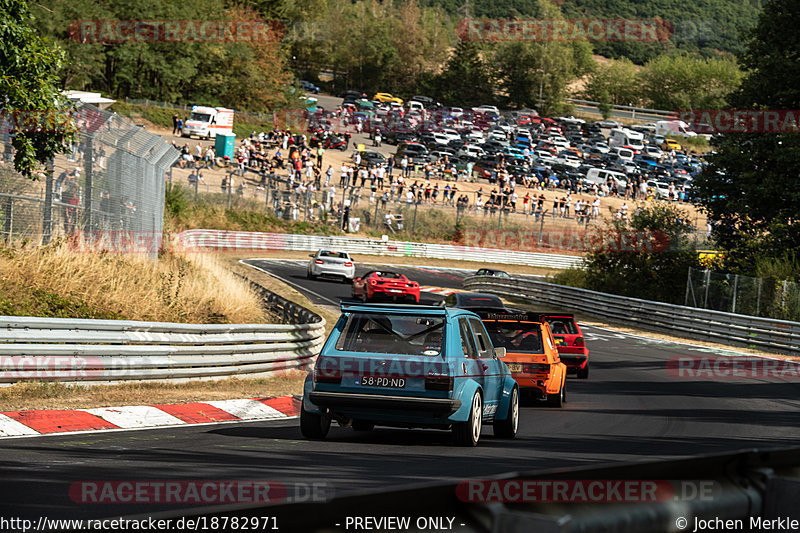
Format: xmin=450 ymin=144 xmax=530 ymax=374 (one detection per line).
xmin=339 ymin=302 xmax=478 ymax=318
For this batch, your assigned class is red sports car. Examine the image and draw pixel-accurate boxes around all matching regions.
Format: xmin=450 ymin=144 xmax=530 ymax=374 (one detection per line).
xmin=352 ymin=270 xmax=420 ymax=303
xmin=539 ymin=314 xmax=589 ymax=379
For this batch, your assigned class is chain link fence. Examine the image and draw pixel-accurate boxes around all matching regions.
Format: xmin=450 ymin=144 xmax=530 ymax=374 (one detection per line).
xmin=0 ymin=102 xmax=179 ymax=257
xmin=685 ymin=267 xmax=800 ymax=321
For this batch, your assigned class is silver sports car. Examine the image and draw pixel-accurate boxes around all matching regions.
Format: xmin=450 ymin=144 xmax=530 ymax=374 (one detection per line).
xmin=307 ymin=250 xmax=355 ymax=282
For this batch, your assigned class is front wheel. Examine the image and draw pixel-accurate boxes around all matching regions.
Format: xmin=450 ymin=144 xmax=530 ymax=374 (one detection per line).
xmin=453 ymin=391 xmax=482 ymax=446
xmin=300 ymin=405 xmax=331 ymax=439
xmin=493 ymin=387 xmax=518 ymax=439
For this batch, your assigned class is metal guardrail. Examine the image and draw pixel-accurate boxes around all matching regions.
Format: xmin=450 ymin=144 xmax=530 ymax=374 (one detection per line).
xmin=566 ymin=98 xmax=675 ymax=119
xmin=464 ymin=276 xmax=800 ymax=355
xmin=175 ymin=229 xmax=583 ymax=270
xmin=0 ymin=290 xmax=326 ymax=384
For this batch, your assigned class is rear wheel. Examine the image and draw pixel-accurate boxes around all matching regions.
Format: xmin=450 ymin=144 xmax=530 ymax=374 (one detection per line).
xmin=547 ymin=381 xmax=566 ymax=407
xmin=453 ymin=391 xmax=482 ymax=446
xmin=577 ymin=365 xmax=589 ymax=379
xmin=493 ymin=387 xmax=518 ymax=439
xmin=306 ymin=270 xmax=316 ymax=280
xmin=300 ymin=405 xmax=331 ymax=439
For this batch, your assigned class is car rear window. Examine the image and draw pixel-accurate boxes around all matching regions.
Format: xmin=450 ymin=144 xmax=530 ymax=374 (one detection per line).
xmin=459 ymin=296 xmax=502 ymax=307
xmin=542 ymin=318 xmax=579 ymax=335
xmin=320 ymin=251 xmax=349 ymax=259
xmin=335 ymin=313 xmax=444 ymax=356
xmin=373 ymin=271 xmax=401 ymax=278
xmin=482 ymin=320 xmax=544 ymax=354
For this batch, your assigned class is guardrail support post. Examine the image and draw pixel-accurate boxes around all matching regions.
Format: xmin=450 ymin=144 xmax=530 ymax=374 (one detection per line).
xmin=2 ymin=197 xmax=12 ymax=244
xmin=703 ymin=269 xmax=711 ymax=309
xmin=43 ymin=158 xmax=54 ymax=244
xmin=732 ymin=274 xmax=739 ymax=314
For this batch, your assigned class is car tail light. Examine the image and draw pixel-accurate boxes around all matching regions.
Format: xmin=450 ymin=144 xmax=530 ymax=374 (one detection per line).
xmin=574 ymin=337 xmax=584 ymax=347
xmin=370 ymin=279 xmax=377 ymax=286
xmin=314 ymin=259 xmax=324 ymax=264
xmin=521 ymin=363 xmax=549 ymax=374
xmin=344 ymin=262 xmax=353 ymax=267
xmin=425 ymin=374 xmax=453 ymax=391
xmin=314 ymin=361 xmax=341 ymax=384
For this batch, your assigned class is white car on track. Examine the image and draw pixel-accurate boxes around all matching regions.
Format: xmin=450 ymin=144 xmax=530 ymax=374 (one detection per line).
xmin=307 ymin=250 xmax=355 ymax=282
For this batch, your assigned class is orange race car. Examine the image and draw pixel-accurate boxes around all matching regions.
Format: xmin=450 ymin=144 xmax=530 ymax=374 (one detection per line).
xmin=477 ymin=309 xmax=567 ymax=407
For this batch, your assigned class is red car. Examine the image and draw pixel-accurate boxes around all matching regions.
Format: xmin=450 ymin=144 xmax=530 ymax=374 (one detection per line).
xmin=352 ymin=270 xmax=420 ymax=303
xmin=539 ymin=314 xmax=589 ymax=379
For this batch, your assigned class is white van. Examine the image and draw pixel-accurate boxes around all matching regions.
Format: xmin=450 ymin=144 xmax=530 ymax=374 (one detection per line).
xmin=655 ymin=120 xmax=697 ymax=138
xmin=585 ymin=167 xmax=627 ymax=192
xmin=182 ymin=106 xmax=234 ymax=139
xmin=609 ymin=128 xmax=645 ymax=151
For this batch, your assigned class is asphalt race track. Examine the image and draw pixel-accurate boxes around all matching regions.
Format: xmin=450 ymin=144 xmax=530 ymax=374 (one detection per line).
xmin=0 ymin=261 xmax=797 ymax=521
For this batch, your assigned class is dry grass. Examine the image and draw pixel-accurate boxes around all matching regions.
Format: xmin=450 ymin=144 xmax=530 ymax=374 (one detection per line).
xmin=0 ymin=242 xmax=266 ymax=324
xmin=0 ymin=376 xmax=306 ymax=411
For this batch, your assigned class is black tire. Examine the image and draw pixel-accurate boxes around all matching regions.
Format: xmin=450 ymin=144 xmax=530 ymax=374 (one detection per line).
xmin=493 ymin=387 xmax=518 ymax=439
xmin=453 ymin=391 xmax=482 ymax=446
xmin=306 ymin=270 xmax=315 ymax=280
xmin=547 ymin=381 xmax=566 ymax=408
xmin=352 ymin=420 xmax=374 ymax=432
xmin=577 ymin=365 xmax=589 ymax=379
xmin=300 ymin=405 xmax=331 ymax=439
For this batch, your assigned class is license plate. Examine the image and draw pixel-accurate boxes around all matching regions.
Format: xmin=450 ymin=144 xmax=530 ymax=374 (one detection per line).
xmin=360 ymin=376 xmax=406 ymax=388
xmin=507 ymin=363 xmax=522 ymax=373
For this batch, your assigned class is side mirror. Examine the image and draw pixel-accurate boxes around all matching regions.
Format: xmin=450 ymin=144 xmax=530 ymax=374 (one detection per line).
xmin=494 ymin=347 xmax=506 ymax=358
xmin=309 ymin=254 xmax=315 ymax=258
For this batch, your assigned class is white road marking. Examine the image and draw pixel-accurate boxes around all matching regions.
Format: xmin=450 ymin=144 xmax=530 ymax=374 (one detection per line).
xmin=82 ymin=406 xmax=185 ymax=428
xmin=0 ymin=414 xmax=40 ymax=437
xmin=206 ymin=399 xmax=284 ymax=420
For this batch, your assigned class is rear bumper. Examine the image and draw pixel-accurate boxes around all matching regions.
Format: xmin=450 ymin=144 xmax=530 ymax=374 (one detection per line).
xmin=310 ymin=263 xmax=354 ymax=278
xmin=367 ymin=287 xmax=419 ymax=300
xmin=309 ymin=391 xmax=460 ymax=415
xmin=559 ymin=354 xmax=589 ymax=372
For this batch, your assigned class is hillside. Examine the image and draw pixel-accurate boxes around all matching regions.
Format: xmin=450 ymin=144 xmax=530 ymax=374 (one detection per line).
xmin=424 ymin=0 xmax=762 ymax=62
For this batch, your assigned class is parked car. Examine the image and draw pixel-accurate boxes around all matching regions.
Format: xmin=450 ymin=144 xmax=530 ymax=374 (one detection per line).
xmin=299 ymin=80 xmax=320 ymax=93
xmin=355 ymin=150 xmax=386 ymax=168
xmin=307 ymin=250 xmax=355 ymax=282
xmin=352 ymin=270 xmax=420 ymax=303
xmin=301 ymin=303 xmax=519 ymax=446
xmin=394 ymin=142 xmax=429 ymax=166
xmin=538 ymin=314 xmax=589 ymax=379
xmin=373 ymin=92 xmax=403 ymax=105
xmin=477 ymin=309 xmax=567 ymax=406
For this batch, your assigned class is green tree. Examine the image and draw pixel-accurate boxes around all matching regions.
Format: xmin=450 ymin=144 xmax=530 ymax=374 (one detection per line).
xmin=694 ymin=0 xmax=800 ymax=272
xmin=556 ymin=203 xmax=700 ymax=304
xmin=638 ymin=53 xmax=742 ymax=110
xmin=1 ymin=0 xmax=74 ymax=178
xmin=583 ymin=57 xmax=640 ymax=107
xmin=427 ymin=41 xmax=494 ymax=107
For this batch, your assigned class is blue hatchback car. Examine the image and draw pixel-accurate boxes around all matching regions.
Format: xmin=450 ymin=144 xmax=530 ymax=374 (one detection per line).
xmin=301 ymin=303 xmax=520 ymax=446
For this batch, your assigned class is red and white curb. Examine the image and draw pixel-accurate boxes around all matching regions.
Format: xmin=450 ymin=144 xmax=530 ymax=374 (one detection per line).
xmin=419 ymin=286 xmax=457 ymax=296
xmin=0 ymin=396 xmax=300 ymax=439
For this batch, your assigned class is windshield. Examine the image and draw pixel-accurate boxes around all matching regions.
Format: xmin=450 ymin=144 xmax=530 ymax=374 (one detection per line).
xmin=482 ymin=320 xmax=544 ymax=354
xmin=188 ymin=112 xmax=211 ymax=122
xmin=335 ymin=313 xmax=445 ymax=356
xmin=542 ymin=317 xmax=579 ymax=335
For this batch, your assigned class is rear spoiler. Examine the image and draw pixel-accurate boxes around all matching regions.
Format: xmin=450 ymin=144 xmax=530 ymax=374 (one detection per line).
xmin=340 ymin=303 xmax=447 ymax=316
xmin=538 ymin=313 xmax=575 ymax=320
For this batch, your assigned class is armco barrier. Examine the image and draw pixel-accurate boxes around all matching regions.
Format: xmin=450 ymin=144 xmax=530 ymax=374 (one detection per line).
xmin=0 ymin=311 xmax=325 ymax=384
xmin=173 ymin=229 xmax=583 ymax=270
xmin=464 ymin=276 xmax=800 ymax=355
